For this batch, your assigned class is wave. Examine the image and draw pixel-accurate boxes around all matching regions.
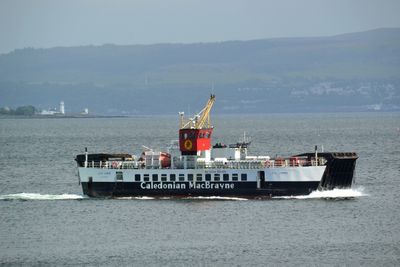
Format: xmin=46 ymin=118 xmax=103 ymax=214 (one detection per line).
xmin=0 ymin=193 xmax=87 ymax=201
xmin=274 ymin=188 xmax=366 ymax=200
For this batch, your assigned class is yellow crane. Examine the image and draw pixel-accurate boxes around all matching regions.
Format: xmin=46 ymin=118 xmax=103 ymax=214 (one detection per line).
xmin=180 ymin=94 xmax=216 ymax=129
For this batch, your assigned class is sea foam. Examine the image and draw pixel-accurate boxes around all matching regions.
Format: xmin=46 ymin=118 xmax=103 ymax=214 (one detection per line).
xmin=274 ymin=188 xmax=366 ymax=200
xmin=0 ymin=193 xmax=87 ymax=201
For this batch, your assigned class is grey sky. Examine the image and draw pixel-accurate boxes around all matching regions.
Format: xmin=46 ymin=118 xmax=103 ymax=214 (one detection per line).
xmin=0 ymin=0 xmax=399 ymax=54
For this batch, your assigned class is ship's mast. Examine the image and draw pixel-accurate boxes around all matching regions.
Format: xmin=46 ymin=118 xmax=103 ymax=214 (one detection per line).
xmin=180 ymin=94 xmax=215 ymax=130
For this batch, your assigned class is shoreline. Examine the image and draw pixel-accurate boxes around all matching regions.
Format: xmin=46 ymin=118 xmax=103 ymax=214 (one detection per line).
xmin=1 ymin=110 xmax=398 ymax=119
xmin=0 ymin=114 xmax=127 ymax=119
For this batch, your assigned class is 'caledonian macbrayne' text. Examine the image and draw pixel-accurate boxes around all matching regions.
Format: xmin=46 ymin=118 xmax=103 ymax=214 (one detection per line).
xmin=140 ymin=182 xmax=235 ymax=190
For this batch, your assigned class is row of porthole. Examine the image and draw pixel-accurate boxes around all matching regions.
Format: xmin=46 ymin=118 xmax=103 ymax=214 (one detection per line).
xmin=127 ymin=172 xmax=248 ymax=182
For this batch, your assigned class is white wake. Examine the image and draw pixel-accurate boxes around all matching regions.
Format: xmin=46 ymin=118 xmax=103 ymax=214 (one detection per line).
xmin=0 ymin=193 xmax=87 ymax=200
xmin=274 ymin=188 xmax=366 ymax=200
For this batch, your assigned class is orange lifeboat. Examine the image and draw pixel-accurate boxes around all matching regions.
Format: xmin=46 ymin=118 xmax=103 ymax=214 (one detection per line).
xmin=160 ymin=152 xmax=171 ymax=168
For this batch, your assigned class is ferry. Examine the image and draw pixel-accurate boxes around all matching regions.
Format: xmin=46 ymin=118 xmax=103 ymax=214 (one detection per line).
xmin=75 ymin=95 xmax=358 ymax=198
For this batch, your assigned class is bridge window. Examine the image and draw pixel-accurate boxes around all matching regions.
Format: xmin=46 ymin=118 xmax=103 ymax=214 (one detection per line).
xmin=241 ymin=173 xmax=247 ymax=181
xmin=144 ymin=174 xmax=149 ymax=182
xmin=188 ymin=174 xmax=193 ymax=181
xmin=179 ymin=174 xmax=185 ymax=181
xmin=161 ymin=174 xmax=167 ymax=181
xmin=170 ymin=174 xmax=176 ymax=181
xmin=196 ymin=173 xmax=203 ymax=181
xmin=214 ymin=173 xmax=220 ymax=181
xmin=205 ymin=174 xmax=211 ymax=181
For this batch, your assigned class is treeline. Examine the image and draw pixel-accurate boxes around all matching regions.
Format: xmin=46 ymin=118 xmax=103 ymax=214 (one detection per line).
xmin=0 ymin=105 xmax=36 ymax=115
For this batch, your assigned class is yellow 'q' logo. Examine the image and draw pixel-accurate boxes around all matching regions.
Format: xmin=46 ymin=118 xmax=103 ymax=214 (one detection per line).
xmin=184 ymin=140 xmax=193 ymax=150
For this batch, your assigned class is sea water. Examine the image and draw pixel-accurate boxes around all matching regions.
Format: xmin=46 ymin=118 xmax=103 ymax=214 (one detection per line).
xmin=0 ymin=113 xmax=399 ymax=266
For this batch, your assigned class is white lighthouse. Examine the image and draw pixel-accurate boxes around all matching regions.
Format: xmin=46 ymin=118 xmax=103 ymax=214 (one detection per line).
xmin=60 ymin=101 xmax=65 ymax=115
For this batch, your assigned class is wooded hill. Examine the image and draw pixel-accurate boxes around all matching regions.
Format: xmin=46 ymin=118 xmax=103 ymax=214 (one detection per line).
xmin=0 ymin=28 xmax=399 ymax=114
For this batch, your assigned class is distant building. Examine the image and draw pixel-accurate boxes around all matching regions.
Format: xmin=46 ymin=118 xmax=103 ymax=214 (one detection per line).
xmin=60 ymin=101 xmax=65 ymax=114
xmin=40 ymin=108 xmax=58 ymax=115
xmin=40 ymin=101 xmax=65 ymax=115
xmin=81 ymin=108 xmax=89 ymax=115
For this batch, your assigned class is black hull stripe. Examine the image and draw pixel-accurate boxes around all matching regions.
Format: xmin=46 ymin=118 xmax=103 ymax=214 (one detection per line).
xmin=82 ymin=181 xmax=320 ymax=197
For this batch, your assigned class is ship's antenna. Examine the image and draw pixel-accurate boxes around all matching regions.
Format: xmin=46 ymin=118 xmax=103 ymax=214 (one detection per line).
xmin=179 ymin=112 xmax=185 ymax=128
xmin=142 ymin=145 xmax=152 ymax=151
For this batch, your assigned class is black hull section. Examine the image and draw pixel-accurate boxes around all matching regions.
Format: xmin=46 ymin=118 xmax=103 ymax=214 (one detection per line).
xmin=296 ymin=152 xmax=358 ymax=190
xmin=82 ymin=181 xmax=320 ymax=198
xmin=319 ymin=152 xmax=358 ymax=190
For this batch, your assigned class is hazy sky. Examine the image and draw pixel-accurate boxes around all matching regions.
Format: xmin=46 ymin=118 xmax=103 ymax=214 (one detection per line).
xmin=1 ymin=0 xmax=399 ymax=54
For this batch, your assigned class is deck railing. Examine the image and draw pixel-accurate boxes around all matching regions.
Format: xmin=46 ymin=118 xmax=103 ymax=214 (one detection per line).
xmin=84 ymin=158 xmax=324 ymax=170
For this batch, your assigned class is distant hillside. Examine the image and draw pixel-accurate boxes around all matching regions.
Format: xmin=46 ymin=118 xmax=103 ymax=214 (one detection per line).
xmin=0 ymin=28 xmax=399 ymax=114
